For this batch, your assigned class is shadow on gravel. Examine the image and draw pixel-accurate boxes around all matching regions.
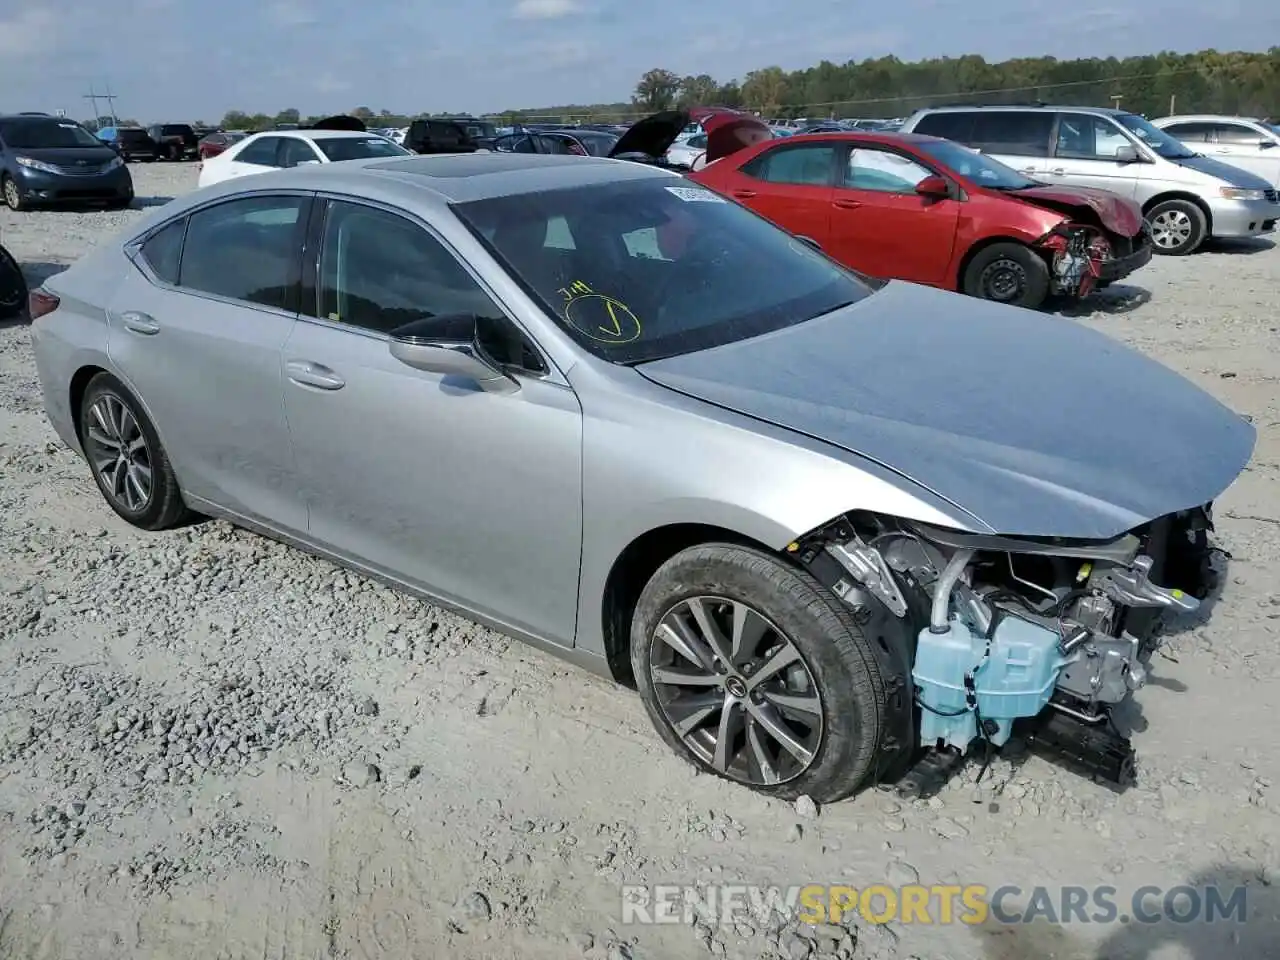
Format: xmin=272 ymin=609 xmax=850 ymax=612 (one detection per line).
xmin=133 ymin=196 xmax=175 ymax=209
xmin=1198 ymin=236 xmax=1276 ymax=255
xmin=967 ymin=862 xmax=1276 ymax=959
xmin=1053 ymin=285 xmax=1152 ymax=318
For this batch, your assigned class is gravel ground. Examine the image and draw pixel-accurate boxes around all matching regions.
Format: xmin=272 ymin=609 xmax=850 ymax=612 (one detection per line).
xmin=2 ymin=162 xmax=1279 ymax=960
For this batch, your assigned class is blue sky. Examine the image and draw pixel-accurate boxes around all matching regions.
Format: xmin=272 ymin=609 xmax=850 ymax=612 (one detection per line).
xmin=1 ymin=0 xmax=1276 ymax=122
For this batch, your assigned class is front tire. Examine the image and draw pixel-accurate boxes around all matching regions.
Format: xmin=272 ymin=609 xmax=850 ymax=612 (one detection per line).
xmin=962 ymin=242 xmax=1050 ymax=309
xmin=2 ymin=175 xmax=28 ymax=212
xmin=79 ymin=373 xmax=189 ymax=530
xmin=1146 ymin=199 xmax=1206 ymax=255
xmin=631 ymin=543 xmax=887 ymax=802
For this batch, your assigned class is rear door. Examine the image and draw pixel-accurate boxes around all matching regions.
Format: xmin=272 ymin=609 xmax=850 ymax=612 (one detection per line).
xmin=715 ymin=141 xmax=838 ymax=248
xmin=1048 ymin=113 xmax=1141 ymax=198
xmin=826 ymin=144 xmax=959 ymax=285
xmin=968 ymin=111 xmax=1056 ymax=178
xmin=1207 ymin=121 xmax=1280 ymax=187
xmin=106 ymin=192 xmax=310 ymax=530
xmin=223 ymin=136 xmax=285 ymax=180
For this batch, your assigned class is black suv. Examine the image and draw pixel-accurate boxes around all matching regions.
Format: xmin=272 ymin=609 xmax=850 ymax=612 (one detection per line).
xmin=114 ymin=127 xmax=158 ymax=162
xmin=405 ymin=119 xmax=478 ymax=154
xmin=147 ymin=123 xmax=198 ymax=160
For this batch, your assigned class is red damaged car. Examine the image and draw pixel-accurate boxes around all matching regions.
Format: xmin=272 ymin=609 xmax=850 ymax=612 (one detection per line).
xmin=686 ymin=125 xmax=1153 ymax=309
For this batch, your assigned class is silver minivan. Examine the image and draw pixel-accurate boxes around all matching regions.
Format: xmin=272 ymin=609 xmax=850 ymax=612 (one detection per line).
xmin=1151 ymin=115 xmax=1280 ymax=189
xmin=900 ymin=105 xmax=1280 ymax=255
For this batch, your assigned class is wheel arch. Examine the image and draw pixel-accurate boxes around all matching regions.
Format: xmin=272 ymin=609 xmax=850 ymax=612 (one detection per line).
xmin=1141 ymin=191 xmax=1213 ymax=233
xmin=600 ymin=522 xmax=777 ymax=686
xmin=68 ymin=364 xmax=110 ymax=446
xmin=68 ymin=364 xmax=182 ymax=480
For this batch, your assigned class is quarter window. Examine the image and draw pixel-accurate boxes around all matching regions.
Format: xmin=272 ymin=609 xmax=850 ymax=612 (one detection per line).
xmin=139 ymin=218 xmax=186 ymax=285
xmin=177 ymin=195 xmax=307 ymax=309
xmin=742 ymin=144 xmax=837 ymax=186
xmin=844 ymin=148 xmax=932 ymax=192
xmin=235 ymin=137 xmax=282 ymax=166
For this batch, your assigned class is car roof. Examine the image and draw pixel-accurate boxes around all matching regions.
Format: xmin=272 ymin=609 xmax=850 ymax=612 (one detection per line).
xmin=193 ymin=153 xmax=679 ymax=206
xmin=1155 ymin=114 xmax=1262 ymax=123
xmin=911 ymin=103 xmax=1127 ymax=117
xmin=246 ymin=128 xmax=380 ymax=140
xmin=760 ymin=130 xmax=945 ymax=148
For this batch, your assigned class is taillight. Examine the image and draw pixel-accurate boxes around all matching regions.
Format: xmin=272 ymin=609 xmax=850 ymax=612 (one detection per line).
xmin=29 ymin=289 xmax=59 ymax=320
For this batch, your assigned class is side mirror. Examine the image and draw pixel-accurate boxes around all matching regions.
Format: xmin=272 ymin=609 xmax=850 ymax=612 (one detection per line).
xmin=915 ymin=175 xmax=951 ymax=199
xmin=1114 ymin=144 xmax=1142 ymax=163
xmin=388 ymin=314 xmax=519 ymax=395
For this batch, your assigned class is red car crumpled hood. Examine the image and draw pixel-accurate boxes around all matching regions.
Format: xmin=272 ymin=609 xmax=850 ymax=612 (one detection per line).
xmin=1011 ymin=185 xmax=1145 ymax=237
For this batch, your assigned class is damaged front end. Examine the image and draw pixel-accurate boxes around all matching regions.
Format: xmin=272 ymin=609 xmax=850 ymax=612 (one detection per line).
xmin=793 ymin=507 xmax=1218 ymax=794
xmin=1036 ymin=220 xmax=1154 ymax=298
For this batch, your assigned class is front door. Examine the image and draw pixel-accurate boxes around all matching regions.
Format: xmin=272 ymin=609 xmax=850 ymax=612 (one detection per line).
xmin=106 ymin=193 xmax=309 ymax=529
xmin=826 ymin=145 xmax=959 ymax=286
xmin=1049 ymin=114 xmax=1141 ymax=199
xmin=1208 ymin=121 xmax=1280 ymax=188
xmin=281 ymin=197 xmax=584 ymax=644
xmin=224 ymin=135 xmax=285 ymax=180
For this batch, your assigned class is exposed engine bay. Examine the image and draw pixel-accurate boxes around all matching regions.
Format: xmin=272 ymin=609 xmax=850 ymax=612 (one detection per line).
xmin=795 ymin=505 xmax=1217 ymax=793
xmin=1034 ymin=218 xmax=1154 ymax=299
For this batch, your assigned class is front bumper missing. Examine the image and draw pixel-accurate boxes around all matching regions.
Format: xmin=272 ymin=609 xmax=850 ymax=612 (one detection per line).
xmin=1040 ymin=225 xmax=1153 ymax=298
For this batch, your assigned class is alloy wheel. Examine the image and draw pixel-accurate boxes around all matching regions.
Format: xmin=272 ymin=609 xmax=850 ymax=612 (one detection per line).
xmin=1150 ymin=209 xmax=1193 ymax=250
xmin=3 ymin=178 xmax=20 ymax=210
xmin=85 ymin=394 xmax=154 ymax=512
xmin=979 ymin=258 xmax=1027 ymax=302
xmin=649 ymin=596 xmax=823 ymax=786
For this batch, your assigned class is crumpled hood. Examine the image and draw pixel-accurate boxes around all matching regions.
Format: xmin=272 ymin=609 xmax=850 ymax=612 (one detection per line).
xmin=1170 ymin=152 xmax=1274 ymax=189
xmin=638 ymin=281 xmax=1255 ymax=540
xmin=1012 ymin=184 xmax=1145 ymax=236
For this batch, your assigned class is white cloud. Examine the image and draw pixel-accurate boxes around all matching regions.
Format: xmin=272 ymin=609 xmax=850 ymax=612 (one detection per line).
xmin=512 ymin=0 xmax=580 ymax=20
xmin=267 ymin=1 xmax=319 ymax=26
xmin=313 ymin=73 xmax=352 ymax=94
xmin=0 ymin=9 xmax=58 ymax=58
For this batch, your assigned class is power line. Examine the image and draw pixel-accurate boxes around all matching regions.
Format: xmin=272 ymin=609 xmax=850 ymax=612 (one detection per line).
xmin=492 ymin=65 xmax=1212 ymax=121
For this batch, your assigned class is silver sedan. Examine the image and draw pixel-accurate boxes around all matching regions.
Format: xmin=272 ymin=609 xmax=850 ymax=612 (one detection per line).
xmin=30 ymin=153 xmax=1253 ymax=802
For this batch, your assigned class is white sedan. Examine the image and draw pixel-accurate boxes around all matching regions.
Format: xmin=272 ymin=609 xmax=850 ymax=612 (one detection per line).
xmin=665 ymin=133 xmax=707 ymax=169
xmin=197 ymin=130 xmax=412 ymax=188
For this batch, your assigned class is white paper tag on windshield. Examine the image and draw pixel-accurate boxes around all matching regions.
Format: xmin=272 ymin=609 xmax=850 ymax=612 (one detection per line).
xmin=665 ymin=185 xmax=725 ymax=203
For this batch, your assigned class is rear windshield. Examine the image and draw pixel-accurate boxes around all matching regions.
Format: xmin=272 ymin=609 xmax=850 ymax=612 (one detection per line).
xmin=118 ymin=129 xmax=151 ymax=143
xmin=0 ymin=118 xmax=103 ymax=149
xmin=313 ymin=136 xmax=411 ymax=161
xmin=454 ymin=120 xmax=496 ymax=139
xmin=452 ymin=177 xmax=874 ymax=364
xmin=160 ymin=124 xmax=194 ymax=137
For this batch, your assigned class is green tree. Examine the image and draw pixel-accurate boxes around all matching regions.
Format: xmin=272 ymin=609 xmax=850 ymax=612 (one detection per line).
xmin=633 ymin=68 xmax=681 ymax=112
xmin=678 ymin=74 xmax=719 ymax=108
xmin=275 ymin=107 xmax=301 ymax=125
xmin=741 ymin=67 xmax=789 ymax=116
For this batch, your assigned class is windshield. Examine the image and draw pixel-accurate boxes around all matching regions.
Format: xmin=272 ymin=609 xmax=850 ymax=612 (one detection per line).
xmin=1113 ymin=113 xmax=1197 ymax=159
xmin=915 ymin=138 xmax=1038 ymax=190
xmin=452 ymin=178 xmax=874 ymax=364
xmin=314 ymin=136 xmax=411 ymax=161
xmin=574 ymin=132 xmax=618 ymax=156
xmin=1266 ymin=123 xmax=1280 ymax=138
xmin=0 ymin=119 xmax=103 ymax=149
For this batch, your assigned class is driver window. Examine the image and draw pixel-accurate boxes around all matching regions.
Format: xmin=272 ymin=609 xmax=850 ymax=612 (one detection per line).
xmin=1055 ymin=116 xmax=1131 ymax=160
xmin=315 ymin=201 xmax=546 ymax=373
xmin=279 ymin=138 xmax=319 ymax=167
xmin=844 ymin=148 xmax=931 ymax=193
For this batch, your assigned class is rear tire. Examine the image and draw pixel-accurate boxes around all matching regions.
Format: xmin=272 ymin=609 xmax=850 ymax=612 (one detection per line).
xmin=962 ymin=242 xmax=1050 ymax=309
xmin=79 ymin=373 xmax=189 ymax=530
xmin=631 ymin=543 xmax=887 ymax=802
xmin=1146 ymin=199 xmax=1206 ymax=255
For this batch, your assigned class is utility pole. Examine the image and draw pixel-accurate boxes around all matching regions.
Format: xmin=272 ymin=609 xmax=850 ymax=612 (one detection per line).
xmin=1110 ymin=94 xmax=1123 ymax=110
xmin=101 ymin=81 xmax=119 ymax=127
xmin=83 ymin=84 xmax=101 ymax=126
xmin=1169 ymin=93 xmax=1176 ymax=115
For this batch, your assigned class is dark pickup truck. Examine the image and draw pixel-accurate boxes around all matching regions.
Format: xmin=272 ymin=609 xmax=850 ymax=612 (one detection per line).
xmin=114 ymin=127 xmax=158 ymax=162
xmin=147 ymin=123 xmax=198 ymax=160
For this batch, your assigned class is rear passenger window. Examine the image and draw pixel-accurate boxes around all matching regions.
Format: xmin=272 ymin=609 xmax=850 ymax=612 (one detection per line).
xmin=178 ymin=195 xmax=306 ymax=309
xmin=742 ymin=144 xmax=837 ymax=186
xmin=1162 ymin=122 xmax=1214 ymax=143
xmin=139 ymin=218 xmax=186 ymax=285
xmin=912 ymin=113 xmax=975 ymax=142
xmin=971 ymin=112 xmax=1054 ymax=157
xmin=235 ymin=137 xmax=281 ymax=167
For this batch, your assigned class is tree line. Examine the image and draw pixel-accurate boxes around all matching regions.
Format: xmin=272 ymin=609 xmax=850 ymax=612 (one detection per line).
xmin=102 ymin=46 xmax=1280 ymax=132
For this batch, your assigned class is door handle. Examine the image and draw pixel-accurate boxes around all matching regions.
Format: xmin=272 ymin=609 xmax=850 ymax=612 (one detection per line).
xmin=119 ymin=311 xmax=159 ymax=335
xmin=833 ymin=198 xmax=862 ymax=209
xmin=731 ymin=189 xmax=757 ymax=199
xmin=1213 ymin=149 xmax=1230 ymax=154
xmin=1018 ymin=167 xmax=1036 ymax=174
xmin=286 ymin=359 xmax=345 ymax=390
xmin=1048 ymin=168 xmax=1066 ymax=176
